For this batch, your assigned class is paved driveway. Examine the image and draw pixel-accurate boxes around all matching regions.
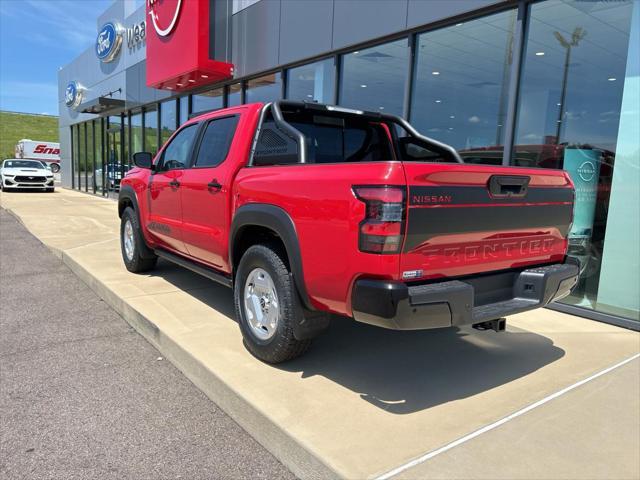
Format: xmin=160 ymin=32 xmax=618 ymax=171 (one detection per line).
xmin=0 ymin=209 xmax=295 ymax=480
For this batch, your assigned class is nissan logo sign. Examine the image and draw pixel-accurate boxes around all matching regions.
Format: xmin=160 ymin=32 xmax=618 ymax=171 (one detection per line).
xmin=148 ymin=0 xmax=182 ymax=37
xmin=577 ymin=161 xmax=597 ymax=182
xmin=96 ymin=22 xmax=124 ymax=62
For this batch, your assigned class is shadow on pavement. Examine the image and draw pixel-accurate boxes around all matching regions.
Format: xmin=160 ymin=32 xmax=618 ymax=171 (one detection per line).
xmin=150 ymin=259 xmax=565 ymax=415
xmin=283 ymin=320 xmax=565 ymax=414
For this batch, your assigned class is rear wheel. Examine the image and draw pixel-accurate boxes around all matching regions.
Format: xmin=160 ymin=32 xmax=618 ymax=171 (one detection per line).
xmin=120 ymin=207 xmax=157 ymax=273
xmin=234 ymin=244 xmax=311 ymax=363
xmin=50 ymin=163 xmax=60 ymax=173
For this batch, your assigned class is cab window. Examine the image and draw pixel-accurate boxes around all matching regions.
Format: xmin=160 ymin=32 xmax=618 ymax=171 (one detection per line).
xmin=193 ymin=115 xmax=239 ymax=168
xmin=158 ymin=124 xmax=198 ymax=170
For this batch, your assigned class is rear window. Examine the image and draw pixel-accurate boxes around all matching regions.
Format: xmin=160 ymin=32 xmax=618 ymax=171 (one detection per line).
xmin=290 ymin=118 xmax=394 ymax=163
xmin=254 ymin=111 xmax=394 ymax=165
xmin=252 ymin=106 xmax=459 ymax=166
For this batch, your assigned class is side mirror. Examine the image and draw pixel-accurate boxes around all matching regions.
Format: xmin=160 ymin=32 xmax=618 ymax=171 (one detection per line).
xmin=133 ymin=152 xmax=153 ymax=169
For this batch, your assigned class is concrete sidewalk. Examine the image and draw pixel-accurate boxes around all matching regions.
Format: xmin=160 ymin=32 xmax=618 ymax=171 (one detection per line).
xmin=2 ymin=188 xmax=639 ymax=480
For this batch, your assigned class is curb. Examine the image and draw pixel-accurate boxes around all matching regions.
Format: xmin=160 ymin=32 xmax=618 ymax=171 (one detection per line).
xmin=58 ymin=247 xmax=340 ymax=480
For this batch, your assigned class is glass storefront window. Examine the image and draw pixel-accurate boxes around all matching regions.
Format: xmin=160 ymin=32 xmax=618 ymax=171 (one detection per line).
xmin=95 ymin=119 xmax=104 ymax=196
xmin=339 ymin=39 xmax=408 ymax=116
xmin=411 ymin=9 xmax=517 ymax=164
xmin=228 ymin=83 xmax=242 ymax=106
xmin=144 ymin=107 xmax=158 ymax=156
xmin=246 ymin=73 xmax=282 ymax=103
xmin=106 ymin=116 xmax=122 ymax=194
xmin=192 ymin=88 xmax=223 ymax=114
xmin=86 ymin=121 xmax=95 ymax=192
xmin=287 ymin=59 xmax=335 ymax=103
xmin=160 ymin=100 xmax=177 ymax=146
xmin=78 ymin=122 xmax=86 ymax=192
xmin=71 ymin=125 xmax=77 ymax=189
xmin=179 ymin=96 xmax=189 ymax=126
xmin=131 ymin=111 xmax=143 ymax=156
xmin=513 ymin=0 xmax=637 ymax=321
xmin=122 ymin=114 xmax=129 ymax=170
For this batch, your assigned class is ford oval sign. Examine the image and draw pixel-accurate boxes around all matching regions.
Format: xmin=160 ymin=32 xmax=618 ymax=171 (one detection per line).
xmin=65 ymin=81 xmax=83 ymax=108
xmin=96 ymin=22 xmax=123 ymax=62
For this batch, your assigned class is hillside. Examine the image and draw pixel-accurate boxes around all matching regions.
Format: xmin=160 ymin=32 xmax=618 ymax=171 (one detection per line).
xmin=0 ymin=111 xmax=59 ymax=160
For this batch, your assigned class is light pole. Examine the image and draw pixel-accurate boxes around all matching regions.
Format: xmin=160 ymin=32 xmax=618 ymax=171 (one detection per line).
xmin=554 ymin=27 xmax=586 ymax=143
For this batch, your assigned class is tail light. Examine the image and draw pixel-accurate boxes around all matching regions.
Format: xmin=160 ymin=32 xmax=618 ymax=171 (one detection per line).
xmin=353 ymin=185 xmax=406 ymax=254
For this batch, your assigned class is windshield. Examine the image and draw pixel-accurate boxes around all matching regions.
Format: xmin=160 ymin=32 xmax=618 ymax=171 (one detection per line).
xmin=3 ymin=160 xmax=44 ymax=169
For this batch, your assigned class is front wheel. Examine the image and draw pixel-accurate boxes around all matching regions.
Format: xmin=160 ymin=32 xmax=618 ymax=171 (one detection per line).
xmin=234 ymin=244 xmax=311 ymax=364
xmin=50 ymin=163 xmax=60 ymax=173
xmin=120 ymin=207 xmax=157 ymax=273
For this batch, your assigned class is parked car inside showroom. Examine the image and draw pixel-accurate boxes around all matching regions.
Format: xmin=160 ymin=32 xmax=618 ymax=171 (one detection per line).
xmin=94 ymin=163 xmax=130 ymax=191
xmin=0 ymin=159 xmax=55 ymax=192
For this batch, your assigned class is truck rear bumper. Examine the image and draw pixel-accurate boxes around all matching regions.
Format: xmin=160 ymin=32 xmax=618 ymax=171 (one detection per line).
xmin=351 ymin=260 xmax=579 ymax=330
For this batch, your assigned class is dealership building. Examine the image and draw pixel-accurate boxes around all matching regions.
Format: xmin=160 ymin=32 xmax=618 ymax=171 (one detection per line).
xmin=58 ymin=0 xmax=639 ymax=329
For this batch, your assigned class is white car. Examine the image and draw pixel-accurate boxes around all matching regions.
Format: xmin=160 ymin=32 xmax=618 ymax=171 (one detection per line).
xmin=0 ymin=159 xmax=55 ymax=192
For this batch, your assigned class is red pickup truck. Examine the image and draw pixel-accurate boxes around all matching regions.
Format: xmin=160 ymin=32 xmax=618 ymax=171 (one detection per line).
xmin=118 ymin=101 xmax=579 ymax=363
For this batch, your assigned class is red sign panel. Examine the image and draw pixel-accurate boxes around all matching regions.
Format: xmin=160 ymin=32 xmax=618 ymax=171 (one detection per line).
xmin=146 ymin=0 xmax=234 ymax=91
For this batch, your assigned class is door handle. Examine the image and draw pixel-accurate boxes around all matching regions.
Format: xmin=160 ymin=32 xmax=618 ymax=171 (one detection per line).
xmin=207 ymin=179 xmax=222 ymax=192
xmin=169 ymin=179 xmax=180 ymax=189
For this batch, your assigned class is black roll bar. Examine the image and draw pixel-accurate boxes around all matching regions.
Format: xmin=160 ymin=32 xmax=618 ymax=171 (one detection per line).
xmin=381 ymin=112 xmax=464 ymax=163
xmin=262 ymin=100 xmax=464 ymax=164
xmin=270 ymin=101 xmax=308 ymax=163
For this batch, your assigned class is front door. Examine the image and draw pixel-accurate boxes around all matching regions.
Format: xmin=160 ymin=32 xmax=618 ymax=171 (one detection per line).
xmin=147 ymin=123 xmax=199 ymax=254
xmin=180 ymin=114 xmax=240 ymax=270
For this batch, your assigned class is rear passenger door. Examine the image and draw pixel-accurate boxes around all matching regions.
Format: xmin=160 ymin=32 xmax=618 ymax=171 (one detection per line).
xmin=180 ymin=114 xmax=240 ymax=270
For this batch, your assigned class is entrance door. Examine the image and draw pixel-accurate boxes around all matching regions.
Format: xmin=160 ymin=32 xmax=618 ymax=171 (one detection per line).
xmin=147 ymin=123 xmax=199 ymax=254
xmin=180 ymin=114 xmax=240 ymax=270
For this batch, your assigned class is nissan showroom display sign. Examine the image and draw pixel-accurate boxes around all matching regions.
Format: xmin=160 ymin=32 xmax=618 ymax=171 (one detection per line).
xmin=564 ymin=148 xmax=601 ymax=241
xmin=146 ymin=0 xmax=234 ymax=91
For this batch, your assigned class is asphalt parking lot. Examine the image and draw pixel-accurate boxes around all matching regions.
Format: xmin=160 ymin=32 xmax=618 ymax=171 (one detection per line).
xmin=0 ymin=209 xmax=295 ymax=480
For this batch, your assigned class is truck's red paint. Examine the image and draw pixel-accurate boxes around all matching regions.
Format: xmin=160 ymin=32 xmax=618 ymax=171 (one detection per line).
xmin=122 ymin=102 xmax=574 ymax=318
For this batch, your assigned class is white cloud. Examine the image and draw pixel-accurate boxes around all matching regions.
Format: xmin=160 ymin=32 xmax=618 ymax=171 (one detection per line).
xmin=468 ymin=115 xmax=481 ymax=123
xmin=2 ymin=0 xmax=108 ymax=51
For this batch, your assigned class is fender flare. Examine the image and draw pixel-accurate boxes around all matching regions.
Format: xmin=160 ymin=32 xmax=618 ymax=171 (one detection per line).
xmin=230 ymin=204 xmax=314 ymax=311
xmin=118 ymin=185 xmax=140 ymax=218
xmin=118 ymin=185 xmax=156 ymax=259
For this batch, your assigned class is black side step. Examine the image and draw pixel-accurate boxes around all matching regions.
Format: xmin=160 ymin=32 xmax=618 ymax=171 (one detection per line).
xmin=154 ymin=249 xmax=232 ymax=288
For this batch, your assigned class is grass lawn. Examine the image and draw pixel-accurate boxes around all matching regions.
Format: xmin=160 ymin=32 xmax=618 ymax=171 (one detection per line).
xmin=0 ymin=111 xmax=59 ymax=160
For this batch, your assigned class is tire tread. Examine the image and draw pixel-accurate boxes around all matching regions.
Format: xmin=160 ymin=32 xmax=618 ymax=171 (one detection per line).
xmin=235 ymin=243 xmax=310 ymax=363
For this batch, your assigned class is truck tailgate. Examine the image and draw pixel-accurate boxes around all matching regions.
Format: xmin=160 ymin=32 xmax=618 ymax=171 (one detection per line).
xmin=401 ymin=164 xmax=574 ymax=280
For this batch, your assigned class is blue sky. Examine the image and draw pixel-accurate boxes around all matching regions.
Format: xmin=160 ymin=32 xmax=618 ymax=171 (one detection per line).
xmin=0 ymin=0 xmax=114 ymax=115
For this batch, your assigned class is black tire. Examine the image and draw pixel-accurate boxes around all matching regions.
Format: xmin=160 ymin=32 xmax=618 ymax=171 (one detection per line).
xmin=50 ymin=163 xmax=60 ymax=173
xmin=234 ymin=244 xmax=311 ymax=364
xmin=120 ymin=206 xmax=157 ymax=273
xmin=46 ymin=187 xmax=54 ymax=192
